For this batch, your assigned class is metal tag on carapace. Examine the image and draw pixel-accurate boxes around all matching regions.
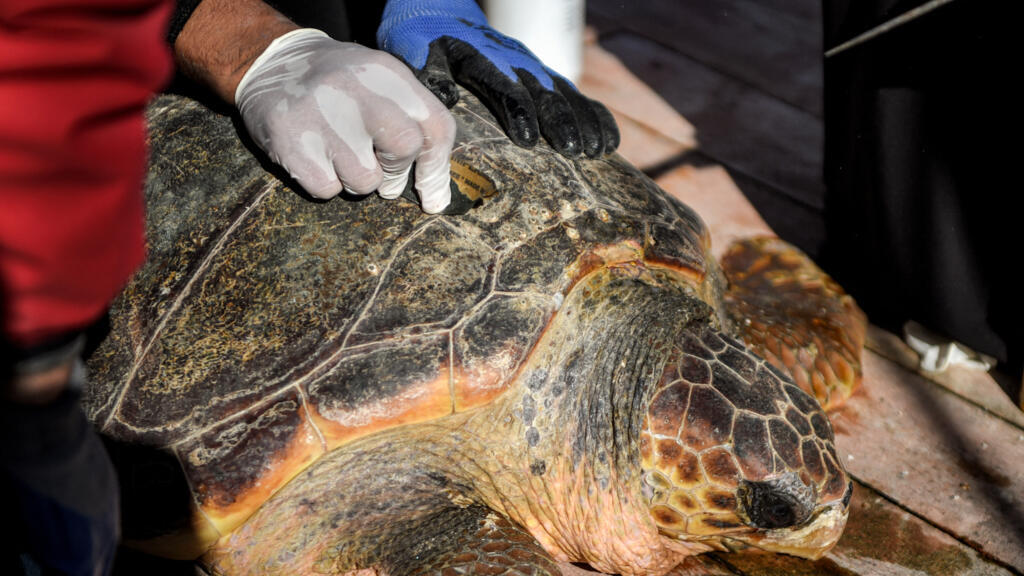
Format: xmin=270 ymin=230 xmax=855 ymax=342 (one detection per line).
xmin=399 ymin=159 xmax=495 ymax=215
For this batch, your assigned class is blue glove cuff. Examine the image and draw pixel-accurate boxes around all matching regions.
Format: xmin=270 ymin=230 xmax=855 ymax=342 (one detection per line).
xmin=378 ymin=0 xmax=560 ymax=90
xmin=379 ymin=0 xmax=487 ymax=67
xmin=381 ymin=0 xmax=489 ymax=28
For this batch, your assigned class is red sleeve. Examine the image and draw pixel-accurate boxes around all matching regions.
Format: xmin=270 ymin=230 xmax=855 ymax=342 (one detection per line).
xmin=0 ymin=0 xmax=173 ymax=348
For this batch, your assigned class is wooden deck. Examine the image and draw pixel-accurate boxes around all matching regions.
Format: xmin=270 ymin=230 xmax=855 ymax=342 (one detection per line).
xmin=584 ymin=0 xmax=827 ymax=261
xmin=576 ymin=4 xmax=1024 ymax=574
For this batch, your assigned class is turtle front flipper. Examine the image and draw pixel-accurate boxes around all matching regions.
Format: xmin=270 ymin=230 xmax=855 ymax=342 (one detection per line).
xmin=210 ymin=504 xmax=559 ymax=576
xmin=204 ymin=439 xmax=561 ymax=576
xmin=387 ymin=505 xmax=562 ymax=576
xmin=719 ymin=237 xmax=867 ymax=410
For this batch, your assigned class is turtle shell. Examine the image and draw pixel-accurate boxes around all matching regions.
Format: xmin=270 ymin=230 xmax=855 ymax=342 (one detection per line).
xmin=82 ymin=91 xmax=717 ymax=555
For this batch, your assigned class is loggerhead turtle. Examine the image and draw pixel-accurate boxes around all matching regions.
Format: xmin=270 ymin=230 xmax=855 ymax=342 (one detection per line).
xmin=84 ymin=90 xmax=864 ymax=575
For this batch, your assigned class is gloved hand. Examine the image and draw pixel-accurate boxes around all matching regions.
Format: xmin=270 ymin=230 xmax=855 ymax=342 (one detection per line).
xmin=235 ymin=28 xmax=457 ymax=214
xmin=377 ymin=0 xmax=619 ymax=158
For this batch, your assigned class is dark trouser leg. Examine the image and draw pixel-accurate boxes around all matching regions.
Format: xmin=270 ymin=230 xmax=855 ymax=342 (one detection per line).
xmin=0 ymin=384 xmax=119 ymax=576
xmin=821 ymin=0 xmax=1019 ymax=391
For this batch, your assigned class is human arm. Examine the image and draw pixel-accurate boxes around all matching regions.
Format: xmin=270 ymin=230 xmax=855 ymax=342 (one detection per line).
xmin=172 ymin=0 xmax=298 ymax=104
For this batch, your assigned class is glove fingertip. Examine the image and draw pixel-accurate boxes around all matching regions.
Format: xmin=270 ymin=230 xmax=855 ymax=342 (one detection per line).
xmin=417 ymin=41 xmax=460 ymax=108
xmin=427 ymin=77 xmax=460 ymax=108
xmin=378 ymin=183 xmax=408 ymax=200
xmin=554 ymin=132 xmax=582 ymax=157
xmin=595 ymin=102 xmax=621 ymax=154
xmin=301 ymin=178 xmax=344 ymax=200
xmin=415 ymin=172 xmax=452 ymax=214
xmin=420 ymin=192 xmax=451 ymax=214
xmin=509 ymin=123 xmax=539 ymax=149
xmin=503 ymin=100 xmax=540 ymax=148
xmin=604 ymin=131 xmax=621 ymax=155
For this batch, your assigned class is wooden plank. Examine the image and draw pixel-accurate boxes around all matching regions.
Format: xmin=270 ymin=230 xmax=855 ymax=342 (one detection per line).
xmin=867 ymin=326 xmax=1024 ymax=430
xmin=758 ymin=0 xmax=826 ymax=25
xmin=578 ymin=34 xmax=697 ymax=171
xmin=597 ymin=32 xmax=824 ymax=212
xmin=580 ymin=32 xmax=825 ymax=256
xmin=831 ymin=353 xmax=1024 ymax=570
xmin=725 ymin=164 xmax=825 ymax=260
xmin=584 ymin=8 xmax=626 ymax=40
xmin=608 ymin=114 xmax=692 ymax=173
xmin=587 ymin=0 xmax=823 ymax=116
xmin=561 ymin=556 xmax=736 ymax=576
xmin=654 ymin=160 xmax=825 ymax=260
xmin=718 ymin=481 xmax=1016 ymax=576
xmin=663 ymin=557 xmax=737 ymax=576
xmin=655 ymin=164 xmax=771 ymax=260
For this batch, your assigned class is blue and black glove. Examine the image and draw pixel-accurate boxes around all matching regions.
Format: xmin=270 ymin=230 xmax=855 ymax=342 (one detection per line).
xmin=377 ymin=0 xmax=619 ymax=158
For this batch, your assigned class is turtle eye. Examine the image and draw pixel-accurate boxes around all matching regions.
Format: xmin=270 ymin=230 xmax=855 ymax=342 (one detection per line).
xmin=738 ymin=475 xmax=813 ymax=530
xmin=759 ymin=495 xmax=797 ymax=529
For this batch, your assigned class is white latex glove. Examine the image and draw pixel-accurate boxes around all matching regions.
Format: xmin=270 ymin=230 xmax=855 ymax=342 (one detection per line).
xmin=235 ymin=28 xmax=456 ymax=213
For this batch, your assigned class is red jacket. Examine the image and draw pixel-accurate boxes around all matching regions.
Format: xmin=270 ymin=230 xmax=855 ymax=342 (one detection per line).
xmin=0 ymin=0 xmax=173 ymax=348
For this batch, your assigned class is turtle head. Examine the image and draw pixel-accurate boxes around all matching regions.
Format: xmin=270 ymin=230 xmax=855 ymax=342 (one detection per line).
xmin=638 ymin=328 xmax=851 ymax=559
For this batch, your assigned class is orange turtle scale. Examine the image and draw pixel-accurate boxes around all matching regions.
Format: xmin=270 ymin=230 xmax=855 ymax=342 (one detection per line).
xmin=84 ymin=91 xmax=863 ymax=576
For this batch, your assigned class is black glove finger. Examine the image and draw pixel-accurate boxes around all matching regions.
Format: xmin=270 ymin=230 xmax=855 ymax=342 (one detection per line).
xmin=516 ymin=70 xmax=583 ymax=157
xmin=553 ymin=76 xmax=606 ymax=158
xmin=592 ymin=97 xmax=621 ymax=154
xmin=443 ymin=37 xmax=539 ymax=148
xmin=417 ymin=40 xmax=460 ymax=108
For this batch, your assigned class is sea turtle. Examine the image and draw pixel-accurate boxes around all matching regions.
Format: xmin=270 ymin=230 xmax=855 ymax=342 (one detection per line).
xmin=84 ymin=90 xmax=865 ymax=575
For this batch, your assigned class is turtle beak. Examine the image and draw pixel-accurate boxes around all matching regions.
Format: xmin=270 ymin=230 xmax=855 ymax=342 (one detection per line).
xmin=736 ymin=501 xmax=849 ymax=560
